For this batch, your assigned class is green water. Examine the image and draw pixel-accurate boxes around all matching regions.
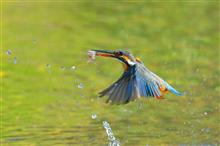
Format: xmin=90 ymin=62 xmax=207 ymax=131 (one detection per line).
xmin=2 ymin=1 xmax=219 ymax=145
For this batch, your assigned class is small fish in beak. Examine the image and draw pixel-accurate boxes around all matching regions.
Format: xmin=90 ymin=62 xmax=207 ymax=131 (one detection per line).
xmin=88 ymin=50 xmax=96 ymax=62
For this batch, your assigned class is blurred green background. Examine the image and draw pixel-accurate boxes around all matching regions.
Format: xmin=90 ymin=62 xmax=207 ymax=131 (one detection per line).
xmin=2 ymin=1 xmax=219 ymax=146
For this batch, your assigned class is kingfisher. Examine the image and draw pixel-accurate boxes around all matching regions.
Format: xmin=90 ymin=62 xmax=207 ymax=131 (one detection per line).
xmin=88 ymin=50 xmax=182 ymax=104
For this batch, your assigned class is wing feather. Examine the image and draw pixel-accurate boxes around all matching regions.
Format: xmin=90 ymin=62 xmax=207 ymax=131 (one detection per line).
xmin=99 ymin=62 xmax=181 ymax=104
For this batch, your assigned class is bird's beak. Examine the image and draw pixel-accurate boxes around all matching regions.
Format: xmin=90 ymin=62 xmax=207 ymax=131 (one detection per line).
xmin=92 ymin=50 xmax=115 ymax=58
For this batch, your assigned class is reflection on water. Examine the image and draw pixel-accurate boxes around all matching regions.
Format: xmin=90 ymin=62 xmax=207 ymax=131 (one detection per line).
xmin=3 ymin=124 xmax=108 ymax=145
xmin=3 ymin=124 xmax=218 ymax=146
xmin=3 ymin=119 xmax=161 ymax=146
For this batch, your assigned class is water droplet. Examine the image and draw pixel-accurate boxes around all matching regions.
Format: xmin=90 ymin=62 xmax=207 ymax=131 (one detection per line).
xmin=77 ymin=83 xmax=84 ymax=89
xmin=32 ymin=39 xmax=37 ymax=44
xmin=46 ymin=64 xmax=51 ymax=68
xmin=71 ymin=66 xmax=76 ymax=70
xmin=201 ymin=128 xmax=210 ymax=133
xmin=60 ymin=66 xmax=65 ymax=70
xmin=123 ymin=108 xmax=127 ymax=112
xmin=204 ymin=128 xmax=210 ymax=133
xmin=7 ymin=136 xmax=24 ymax=142
xmin=137 ymin=102 xmax=143 ymax=110
xmin=96 ymin=96 xmax=101 ymax=100
xmin=6 ymin=50 xmax=12 ymax=55
xmin=91 ymin=114 xmax=97 ymax=119
xmin=13 ymin=57 xmax=17 ymax=64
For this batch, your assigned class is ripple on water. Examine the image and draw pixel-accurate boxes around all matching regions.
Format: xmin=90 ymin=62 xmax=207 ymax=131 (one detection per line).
xmin=4 ymin=124 xmax=106 ymax=145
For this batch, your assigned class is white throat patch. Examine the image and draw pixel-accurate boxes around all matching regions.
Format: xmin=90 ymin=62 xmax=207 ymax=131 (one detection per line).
xmin=127 ymin=60 xmax=135 ymax=66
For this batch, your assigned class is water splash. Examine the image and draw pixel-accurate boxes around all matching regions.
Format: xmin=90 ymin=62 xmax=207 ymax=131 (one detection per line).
xmin=103 ymin=121 xmax=120 ymax=146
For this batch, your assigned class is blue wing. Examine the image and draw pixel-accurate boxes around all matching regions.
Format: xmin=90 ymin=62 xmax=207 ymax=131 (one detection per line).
xmin=99 ymin=63 xmax=182 ymax=104
xmin=137 ymin=63 xmax=182 ymax=97
xmin=99 ymin=65 xmax=138 ymax=104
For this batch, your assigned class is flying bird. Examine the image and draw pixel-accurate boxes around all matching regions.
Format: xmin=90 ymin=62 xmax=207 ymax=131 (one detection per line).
xmin=88 ymin=50 xmax=182 ymax=104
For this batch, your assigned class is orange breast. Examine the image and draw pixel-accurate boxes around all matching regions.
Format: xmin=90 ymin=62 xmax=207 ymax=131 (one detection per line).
xmin=122 ymin=63 xmax=129 ymax=71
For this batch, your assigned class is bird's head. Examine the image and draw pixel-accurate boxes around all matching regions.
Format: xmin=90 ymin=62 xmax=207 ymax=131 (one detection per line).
xmin=91 ymin=49 xmax=136 ymax=66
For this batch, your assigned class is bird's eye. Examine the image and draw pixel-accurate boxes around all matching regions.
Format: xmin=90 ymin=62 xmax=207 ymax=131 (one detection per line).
xmin=115 ymin=51 xmax=123 ymax=56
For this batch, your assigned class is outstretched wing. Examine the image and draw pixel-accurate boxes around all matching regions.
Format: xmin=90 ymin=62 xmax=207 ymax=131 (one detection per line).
xmin=135 ymin=63 xmax=162 ymax=98
xmin=99 ymin=65 xmax=138 ymax=104
xmin=99 ymin=63 xmax=181 ymax=104
xmin=137 ymin=63 xmax=182 ymax=97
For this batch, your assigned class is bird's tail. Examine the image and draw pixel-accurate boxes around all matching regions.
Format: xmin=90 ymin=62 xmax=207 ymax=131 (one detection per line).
xmin=164 ymin=81 xmax=182 ymax=96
